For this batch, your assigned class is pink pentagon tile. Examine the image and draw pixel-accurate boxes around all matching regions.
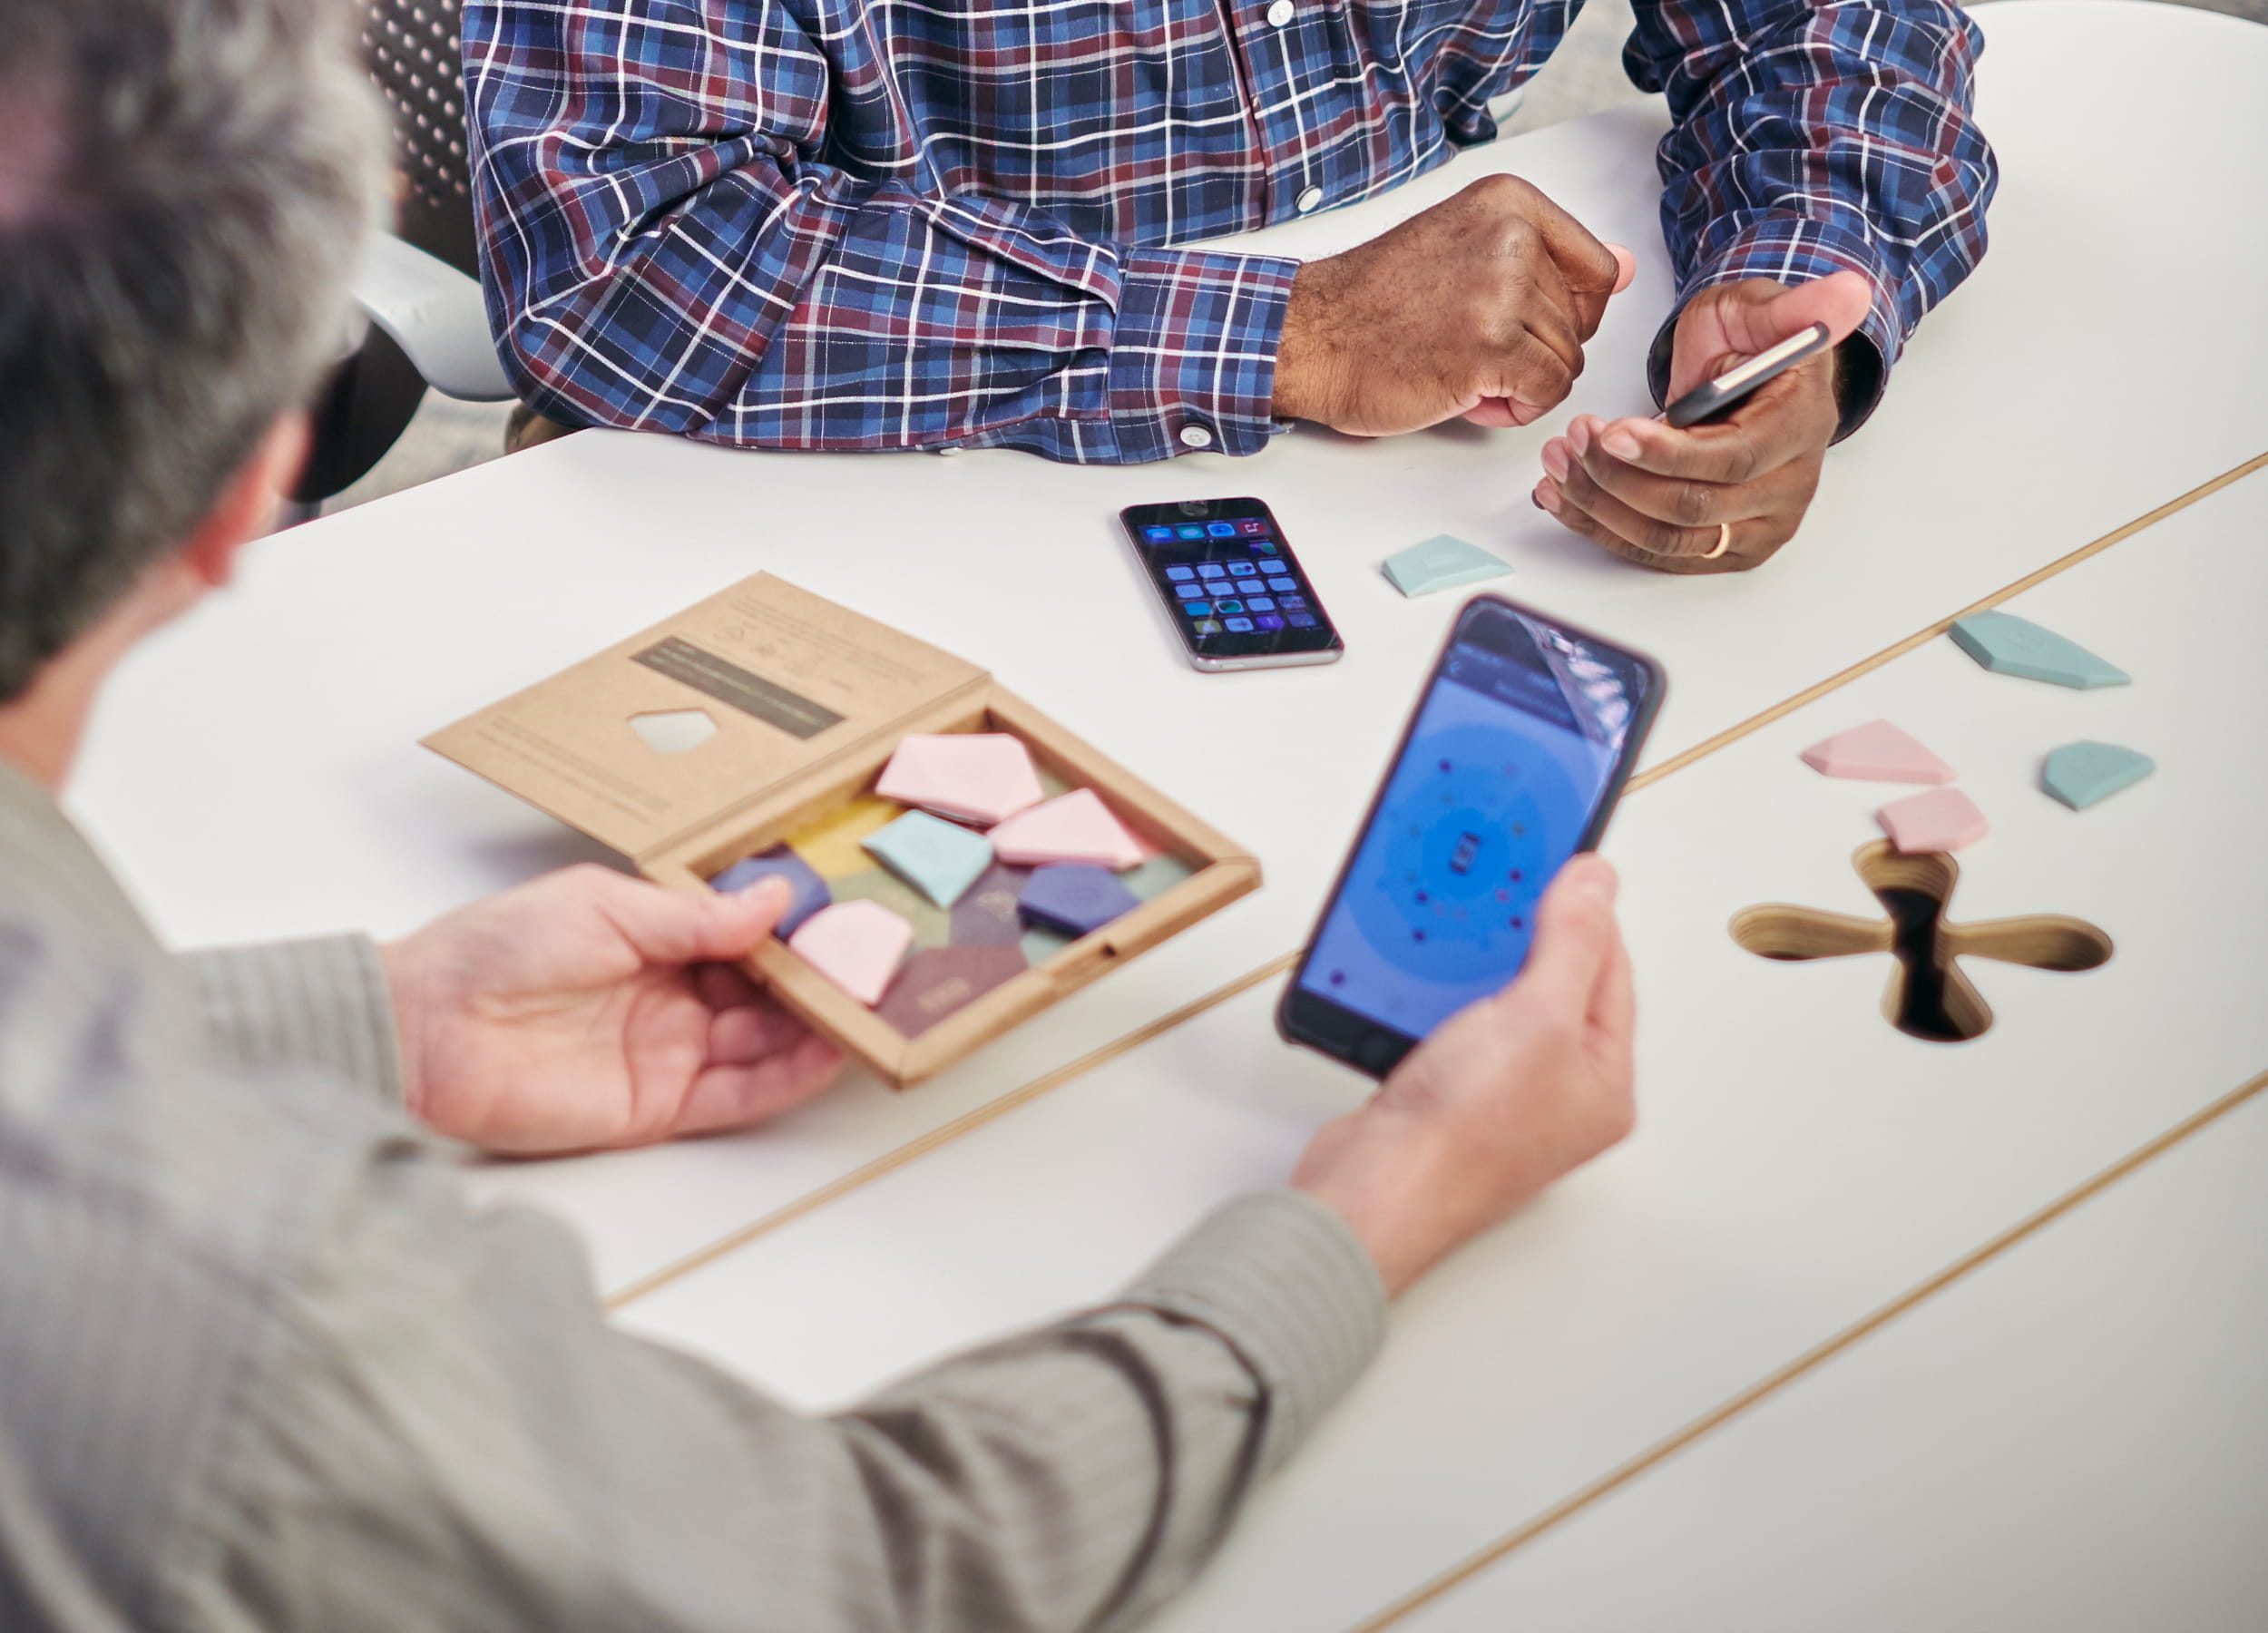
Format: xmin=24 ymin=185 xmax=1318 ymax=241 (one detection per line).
xmin=1799 ymin=719 xmax=1957 ymax=785
xmin=1876 ymin=787 xmax=1989 ymax=854
xmin=787 ymin=898 xmax=914 ymax=1006
xmin=984 ymin=788 xmax=1146 ymax=871
xmin=875 ymin=734 xmax=1045 ymax=826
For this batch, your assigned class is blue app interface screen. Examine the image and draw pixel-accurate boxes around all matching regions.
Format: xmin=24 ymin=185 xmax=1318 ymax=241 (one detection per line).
xmin=1298 ymin=613 xmax=1643 ymax=1040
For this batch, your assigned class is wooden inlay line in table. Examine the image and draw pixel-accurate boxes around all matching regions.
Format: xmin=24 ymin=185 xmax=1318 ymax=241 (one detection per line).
xmin=1630 ymin=446 xmax=2268 ymax=791
xmin=1343 ymin=1062 xmax=2268 ymax=1633
xmin=601 ymin=448 xmax=2268 ymax=1311
xmin=601 ymin=951 xmax=1299 ymax=1312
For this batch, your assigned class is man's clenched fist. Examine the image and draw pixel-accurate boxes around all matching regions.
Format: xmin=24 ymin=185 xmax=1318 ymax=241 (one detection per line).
xmin=1272 ymin=174 xmax=1635 ymax=437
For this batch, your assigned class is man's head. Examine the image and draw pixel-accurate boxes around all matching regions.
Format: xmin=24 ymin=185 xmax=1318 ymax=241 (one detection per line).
xmin=0 ymin=0 xmax=380 ymax=709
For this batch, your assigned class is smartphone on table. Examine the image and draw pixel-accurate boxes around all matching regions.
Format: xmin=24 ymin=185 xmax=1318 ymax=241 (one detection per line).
xmin=1278 ymin=595 xmax=1664 ymax=1078
xmin=1119 ymin=497 xmax=1344 ymax=672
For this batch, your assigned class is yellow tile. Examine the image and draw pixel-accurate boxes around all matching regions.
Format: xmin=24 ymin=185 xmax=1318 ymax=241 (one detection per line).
xmin=784 ymin=795 xmax=904 ymax=879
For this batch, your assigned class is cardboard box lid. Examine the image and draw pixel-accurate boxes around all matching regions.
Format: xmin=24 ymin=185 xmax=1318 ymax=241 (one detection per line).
xmin=425 ymin=574 xmax=987 ymax=860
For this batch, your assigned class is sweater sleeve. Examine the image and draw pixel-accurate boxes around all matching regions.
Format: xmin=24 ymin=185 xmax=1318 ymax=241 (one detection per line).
xmin=177 ymin=935 xmax=404 ymax=1107
xmin=180 ymin=1159 xmax=1383 ymax=1632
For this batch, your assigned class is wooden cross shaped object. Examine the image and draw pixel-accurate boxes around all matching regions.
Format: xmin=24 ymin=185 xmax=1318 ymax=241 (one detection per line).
xmin=1730 ymin=841 xmax=2113 ymax=1042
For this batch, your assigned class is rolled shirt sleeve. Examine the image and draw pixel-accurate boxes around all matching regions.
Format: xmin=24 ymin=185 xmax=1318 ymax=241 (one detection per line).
xmin=979 ymin=249 xmax=1297 ymax=464
xmin=464 ymin=0 xmax=1298 ymax=465
xmin=1625 ymin=0 xmax=1999 ymax=437
xmin=183 ymin=1152 xmax=1384 ymax=1632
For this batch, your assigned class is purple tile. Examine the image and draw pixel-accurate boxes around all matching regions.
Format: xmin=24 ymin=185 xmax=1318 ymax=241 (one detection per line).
xmin=1018 ymin=864 xmax=1141 ymax=937
xmin=876 ymin=946 xmax=1029 ymax=1037
xmin=709 ymin=845 xmax=830 ymax=936
xmin=951 ymin=863 xmax=1033 ymax=946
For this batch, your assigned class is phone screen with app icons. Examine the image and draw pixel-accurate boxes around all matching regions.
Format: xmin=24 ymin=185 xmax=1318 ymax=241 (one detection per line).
xmin=1119 ymin=498 xmax=1344 ymax=670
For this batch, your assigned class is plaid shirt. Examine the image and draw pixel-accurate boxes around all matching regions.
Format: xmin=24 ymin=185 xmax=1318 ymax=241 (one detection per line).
xmin=463 ymin=0 xmax=1994 ymax=463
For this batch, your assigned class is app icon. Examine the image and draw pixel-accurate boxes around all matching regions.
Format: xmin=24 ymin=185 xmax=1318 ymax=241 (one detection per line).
xmin=1227 ymin=561 xmax=1257 ymax=576
xmin=1164 ymin=565 xmax=1194 ymax=581
xmin=1143 ymin=525 xmax=1174 ymax=543
xmin=1224 ymin=617 xmax=1255 ymax=632
xmin=1181 ymin=601 xmax=1213 ymax=616
xmin=1267 ymin=576 xmax=1297 ymax=592
xmin=1249 ymin=540 xmax=1278 ymax=553
xmin=1192 ymin=619 xmax=1223 ymax=635
xmin=1255 ymin=614 xmax=1286 ymax=631
xmin=1215 ymin=599 xmax=1246 ymax=614
xmin=1207 ymin=521 xmax=1238 ymax=537
xmin=1280 ymin=594 xmax=1307 ymax=610
xmin=1246 ymin=595 xmax=1276 ymax=612
xmin=1238 ymin=520 xmax=1266 ymax=535
xmin=1176 ymin=524 xmax=1206 ymax=540
xmin=1197 ymin=562 xmax=1227 ymax=577
xmin=1288 ymin=613 xmax=1317 ymax=628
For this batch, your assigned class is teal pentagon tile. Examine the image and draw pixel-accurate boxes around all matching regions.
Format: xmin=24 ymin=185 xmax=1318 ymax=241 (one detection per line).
xmin=1949 ymin=611 xmax=2129 ymax=689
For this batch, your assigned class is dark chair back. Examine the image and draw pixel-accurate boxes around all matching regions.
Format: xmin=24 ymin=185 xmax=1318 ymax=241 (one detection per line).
xmin=295 ymin=0 xmax=487 ymax=504
xmin=365 ymin=0 xmax=480 ymax=279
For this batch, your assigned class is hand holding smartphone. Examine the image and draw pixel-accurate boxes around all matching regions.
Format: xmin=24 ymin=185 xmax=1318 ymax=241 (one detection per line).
xmin=1119 ymin=498 xmax=1344 ymax=672
xmin=1278 ymin=595 xmax=1663 ymax=1077
xmin=1658 ymin=320 xmax=1833 ymax=428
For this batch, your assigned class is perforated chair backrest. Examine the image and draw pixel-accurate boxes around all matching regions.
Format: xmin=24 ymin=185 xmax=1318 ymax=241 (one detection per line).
xmin=362 ymin=0 xmax=478 ymax=279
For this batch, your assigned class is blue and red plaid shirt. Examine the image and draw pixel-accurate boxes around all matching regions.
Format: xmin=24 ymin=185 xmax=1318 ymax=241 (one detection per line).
xmin=463 ymin=0 xmax=1994 ymax=463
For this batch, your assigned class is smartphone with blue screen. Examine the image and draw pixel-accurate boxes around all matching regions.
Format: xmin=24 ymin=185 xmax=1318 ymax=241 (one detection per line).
xmin=1277 ymin=595 xmax=1664 ymax=1078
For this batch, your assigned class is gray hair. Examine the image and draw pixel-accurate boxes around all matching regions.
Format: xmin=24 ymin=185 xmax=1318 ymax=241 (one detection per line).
xmin=0 ymin=0 xmax=382 ymax=702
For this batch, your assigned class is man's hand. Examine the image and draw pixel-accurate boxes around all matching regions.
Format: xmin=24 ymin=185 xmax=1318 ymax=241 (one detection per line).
xmin=1293 ymin=856 xmax=1636 ymax=1295
xmin=1273 ymin=174 xmax=1636 ymax=437
xmin=1534 ymin=270 xmax=1874 ymax=572
xmin=380 ymin=866 xmax=844 ymax=1155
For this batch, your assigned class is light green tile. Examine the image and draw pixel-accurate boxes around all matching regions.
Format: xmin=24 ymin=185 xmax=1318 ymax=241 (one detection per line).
xmin=2042 ymin=741 xmax=2155 ymax=810
xmin=863 ymin=809 xmax=992 ymax=907
xmin=830 ymin=868 xmax=950 ymax=948
xmin=1383 ymin=534 xmax=1512 ymax=597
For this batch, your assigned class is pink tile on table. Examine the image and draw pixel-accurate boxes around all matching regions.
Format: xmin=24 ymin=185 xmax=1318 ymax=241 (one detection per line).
xmin=985 ymin=788 xmax=1146 ymax=870
xmin=1799 ymin=719 xmax=1956 ymax=784
xmin=1876 ymin=787 xmax=1990 ymax=854
xmin=875 ymin=734 xmax=1045 ymax=826
xmin=787 ymin=899 xmax=914 ymax=1005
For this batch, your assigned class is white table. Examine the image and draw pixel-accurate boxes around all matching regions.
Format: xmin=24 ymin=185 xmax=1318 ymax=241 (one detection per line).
xmin=57 ymin=5 xmax=2268 ymax=1623
xmin=1386 ymin=1075 xmax=2268 ymax=1633
xmin=71 ymin=0 xmax=2268 ymax=1306
xmin=617 ymin=418 xmax=2268 ymax=1632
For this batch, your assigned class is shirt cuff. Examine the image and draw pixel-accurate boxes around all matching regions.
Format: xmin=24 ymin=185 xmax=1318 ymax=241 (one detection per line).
xmin=1115 ymin=1189 xmax=1387 ymax=1477
xmin=181 ymin=934 xmax=406 ymax=1106
xmin=1645 ymin=217 xmax=1903 ymax=444
xmin=1100 ymin=249 xmax=1299 ymax=463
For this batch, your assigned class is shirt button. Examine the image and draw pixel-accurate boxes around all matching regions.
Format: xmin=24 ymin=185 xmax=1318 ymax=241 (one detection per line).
xmin=1295 ymin=186 xmax=1324 ymax=214
xmin=1266 ymin=0 xmax=1295 ymax=24
xmin=1179 ymin=424 xmax=1216 ymax=449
